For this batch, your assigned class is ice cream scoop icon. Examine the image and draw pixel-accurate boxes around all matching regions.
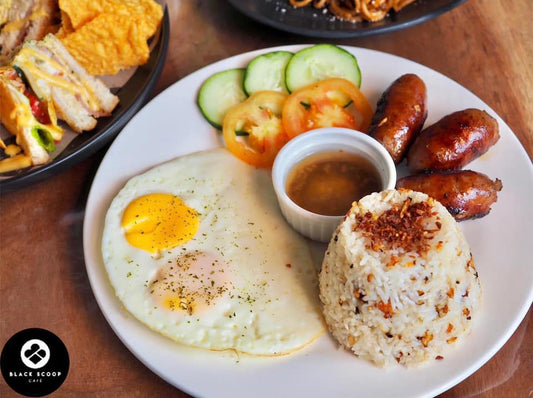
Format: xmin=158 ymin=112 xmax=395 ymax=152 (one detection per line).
xmin=20 ymin=339 xmax=50 ymax=369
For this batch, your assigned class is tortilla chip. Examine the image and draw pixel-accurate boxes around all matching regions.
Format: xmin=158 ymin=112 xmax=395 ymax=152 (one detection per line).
xmin=58 ymin=0 xmax=104 ymax=30
xmin=59 ymin=0 xmax=162 ymax=34
xmin=121 ymin=0 xmax=163 ymax=38
xmin=61 ymin=13 xmax=150 ymax=76
xmin=55 ymin=9 xmax=74 ymax=39
xmin=58 ymin=0 xmax=163 ymax=75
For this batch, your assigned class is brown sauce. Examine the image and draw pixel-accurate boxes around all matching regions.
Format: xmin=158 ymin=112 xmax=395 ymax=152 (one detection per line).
xmin=286 ymin=151 xmax=382 ymax=216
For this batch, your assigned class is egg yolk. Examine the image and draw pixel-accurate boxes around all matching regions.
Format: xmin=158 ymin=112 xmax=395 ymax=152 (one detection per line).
xmin=121 ymin=193 xmax=199 ymax=255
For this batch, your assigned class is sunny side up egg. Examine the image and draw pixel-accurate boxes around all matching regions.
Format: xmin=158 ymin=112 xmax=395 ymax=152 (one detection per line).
xmin=102 ymin=148 xmax=325 ymax=356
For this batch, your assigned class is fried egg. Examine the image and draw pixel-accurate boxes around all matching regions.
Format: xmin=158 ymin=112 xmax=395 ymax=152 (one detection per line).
xmin=102 ymin=148 xmax=324 ymax=356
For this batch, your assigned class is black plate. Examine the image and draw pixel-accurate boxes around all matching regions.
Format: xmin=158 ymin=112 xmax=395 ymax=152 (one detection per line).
xmin=228 ymin=0 xmax=467 ymax=38
xmin=0 ymin=7 xmax=169 ymax=192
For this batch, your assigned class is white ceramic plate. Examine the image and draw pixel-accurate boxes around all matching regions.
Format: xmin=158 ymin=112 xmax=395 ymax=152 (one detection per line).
xmin=83 ymin=45 xmax=533 ymax=398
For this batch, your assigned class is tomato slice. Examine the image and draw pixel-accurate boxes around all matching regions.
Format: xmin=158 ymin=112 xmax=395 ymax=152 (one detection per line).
xmin=282 ymin=77 xmax=373 ymax=138
xmin=222 ymin=90 xmax=289 ymax=168
xmin=24 ymin=88 xmax=51 ymax=125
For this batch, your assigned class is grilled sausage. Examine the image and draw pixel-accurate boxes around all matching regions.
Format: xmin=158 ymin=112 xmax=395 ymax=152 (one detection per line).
xmin=396 ymin=170 xmax=503 ymax=221
xmin=368 ymin=74 xmax=427 ymax=164
xmin=406 ymin=108 xmax=500 ymax=173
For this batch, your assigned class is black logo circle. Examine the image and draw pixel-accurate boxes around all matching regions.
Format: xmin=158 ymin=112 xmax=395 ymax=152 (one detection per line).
xmin=1 ymin=328 xmax=69 ymax=397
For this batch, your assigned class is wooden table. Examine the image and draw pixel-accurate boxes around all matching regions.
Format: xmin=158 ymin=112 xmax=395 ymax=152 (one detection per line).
xmin=1 ymin=0 xmax=531 ymax=396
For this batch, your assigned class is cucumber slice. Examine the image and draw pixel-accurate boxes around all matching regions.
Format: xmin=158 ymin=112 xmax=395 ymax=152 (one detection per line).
xmin=197 ymin=68 xmax=247 ymax=129
xmin=243 ymin=51 xmax=293 ymax=95
xmin=285 ymin=44 xmax=361 ymax=92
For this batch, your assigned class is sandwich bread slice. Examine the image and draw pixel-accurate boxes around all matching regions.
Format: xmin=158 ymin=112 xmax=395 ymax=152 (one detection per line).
xmin=0 ymin=0 xmax=60 ymax=65
xmin=13 ymin=33 xmax=119 ymax=132
xmin=0 ymin=66 xmax=62 ymax=165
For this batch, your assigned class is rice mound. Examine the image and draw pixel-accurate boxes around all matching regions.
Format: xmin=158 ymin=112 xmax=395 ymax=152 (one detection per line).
xmin=319 ymin=189 xmax=481 ymax=367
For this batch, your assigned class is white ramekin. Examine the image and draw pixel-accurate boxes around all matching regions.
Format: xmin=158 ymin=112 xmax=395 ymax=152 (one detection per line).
xmin=272 ymin=127 xmax=396 ymax=242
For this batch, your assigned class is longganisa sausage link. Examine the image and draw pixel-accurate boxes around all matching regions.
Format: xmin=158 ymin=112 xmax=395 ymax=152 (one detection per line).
xmin=406 ymin=108 xmax=500 ymax=173
xmin=396 ymin=170 xmax=503 ymax=221
xmin=368 ymin=73 xmax=428 ymax=164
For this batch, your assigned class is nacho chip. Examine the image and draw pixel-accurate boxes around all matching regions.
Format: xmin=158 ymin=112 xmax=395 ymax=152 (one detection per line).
xmin=58 ymin=0 xmax=163 ymax=75
xmin=55 ymin=9 xmax=75 ymax=39
xmin=121 ymin=0 xmax=163 ymax=38
xmin=61 ymin=12 xmax=150 ymax=75
xmin=59 ymin=0 xmax=162 ymax=34
xmin=58 ymin=0 xmax=104 ymax=29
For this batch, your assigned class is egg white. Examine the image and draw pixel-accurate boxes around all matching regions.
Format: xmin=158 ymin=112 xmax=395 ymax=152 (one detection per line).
xmin=102 ymin=148 xmax=325 ymax=356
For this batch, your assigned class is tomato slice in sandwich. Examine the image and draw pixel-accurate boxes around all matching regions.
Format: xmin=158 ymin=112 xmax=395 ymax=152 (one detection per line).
xmin=282 ymin=77 xmax=373 ymax=138
xmin=8 ymin=67 xmax=50 ymax=125
xmin=222 ymin=91 xmax=289 ymax=168
xmin=24 ymin=89 xmax=51 ymax=125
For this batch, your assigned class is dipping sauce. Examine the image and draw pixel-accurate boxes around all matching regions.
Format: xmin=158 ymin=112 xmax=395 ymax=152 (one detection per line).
xmin=286 ymin=151 xmax=382 ymax=216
